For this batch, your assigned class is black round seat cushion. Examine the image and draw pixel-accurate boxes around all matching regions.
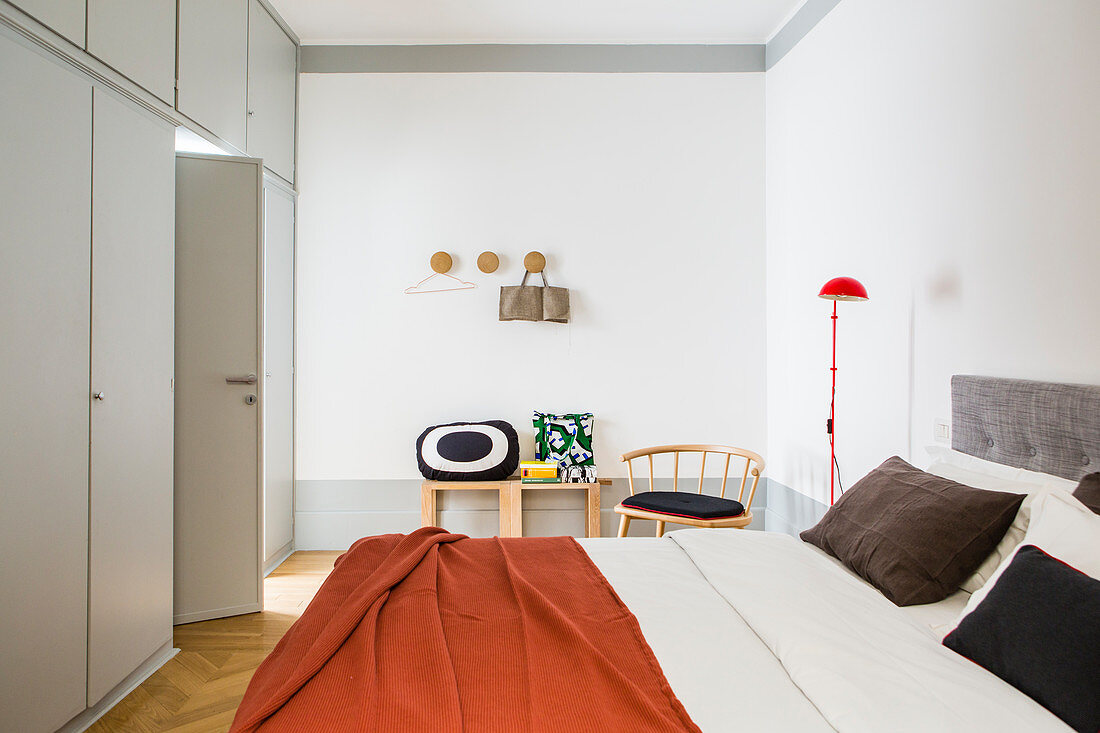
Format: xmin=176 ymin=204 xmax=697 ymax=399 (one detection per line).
xmin=416 ymin=420 xmax=519 ymax=481
xmin=620 ymin=491 xmax=745 ymax=520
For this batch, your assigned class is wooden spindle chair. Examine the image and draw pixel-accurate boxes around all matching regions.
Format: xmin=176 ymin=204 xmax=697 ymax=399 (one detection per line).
xmin=615 ymin=445 xmax=765 ymax=537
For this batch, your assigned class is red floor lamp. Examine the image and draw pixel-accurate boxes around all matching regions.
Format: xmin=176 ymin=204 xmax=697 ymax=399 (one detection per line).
xmin=819 ymin=276 xmax=869 ymax=505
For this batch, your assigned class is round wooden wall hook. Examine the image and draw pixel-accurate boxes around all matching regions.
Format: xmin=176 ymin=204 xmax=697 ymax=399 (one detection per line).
xmin=477 ymin=251 xmax=500 ymax=274
xmin=523 ymin=251 xmax=546 ymax=273
xmin=430 ymin=251 xmax=453 ymax=274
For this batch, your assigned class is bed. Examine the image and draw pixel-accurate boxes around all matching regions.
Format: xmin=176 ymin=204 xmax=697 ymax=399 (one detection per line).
xmin=232 ymin=376 xmax=1099 ymax=732
xmin=582 ymin=531 xmax=1059 ymax=732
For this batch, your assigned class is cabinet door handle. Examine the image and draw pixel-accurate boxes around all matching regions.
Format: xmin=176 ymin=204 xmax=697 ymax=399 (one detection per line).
xmin=93 ymin=391 xmax=105 ymax=401
xmin=226 ymin=373 xmax=258 ymax=385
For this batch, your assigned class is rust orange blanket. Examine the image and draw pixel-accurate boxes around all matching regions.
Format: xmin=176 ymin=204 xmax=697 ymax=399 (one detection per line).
xmin=230 ymin=528 xmax=699 ymax=732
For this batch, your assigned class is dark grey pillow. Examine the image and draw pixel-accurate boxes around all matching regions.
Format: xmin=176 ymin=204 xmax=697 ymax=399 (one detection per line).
xmin=1072 ymin=472 xmax=1100 ymax=515
xmin=801 ymin=456 xmax=1025 ymax=606
xmin=944 ymin=545 xmax=1100 ymax=733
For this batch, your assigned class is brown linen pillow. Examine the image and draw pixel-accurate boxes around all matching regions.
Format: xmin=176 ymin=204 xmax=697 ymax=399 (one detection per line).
xmin=1073 ymin=473 xmax=1100 ymax=515
xmin=801 ymin=456 xmax=1025 ymax=606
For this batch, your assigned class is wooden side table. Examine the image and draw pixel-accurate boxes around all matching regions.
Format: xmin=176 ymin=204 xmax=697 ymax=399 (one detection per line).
xmin=420 ymin=477 xmax=609 ymax=538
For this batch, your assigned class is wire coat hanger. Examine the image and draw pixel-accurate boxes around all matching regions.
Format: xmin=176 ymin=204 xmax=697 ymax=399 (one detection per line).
xmin=404 ymin=251 xmax=476 ymax=294
xmin=404 ymin=271 xmax=476 ymax=294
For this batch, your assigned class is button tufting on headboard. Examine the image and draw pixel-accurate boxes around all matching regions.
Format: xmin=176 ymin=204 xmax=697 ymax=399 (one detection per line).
xmin=951 ymin=375 xmax=1100 ymax=482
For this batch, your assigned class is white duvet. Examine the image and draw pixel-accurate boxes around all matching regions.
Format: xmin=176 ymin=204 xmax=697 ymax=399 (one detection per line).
xmin=580 ymin=530 xmax=1071 ymax=733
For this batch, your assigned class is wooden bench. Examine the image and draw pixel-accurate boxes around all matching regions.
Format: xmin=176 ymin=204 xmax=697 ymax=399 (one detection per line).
xmin=420 ymin=477 xmax=611 ymax=538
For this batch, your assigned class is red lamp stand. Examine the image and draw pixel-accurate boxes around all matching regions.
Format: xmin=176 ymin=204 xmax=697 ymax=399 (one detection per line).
xmin=818 ymin=277 xmax=869 ymax=505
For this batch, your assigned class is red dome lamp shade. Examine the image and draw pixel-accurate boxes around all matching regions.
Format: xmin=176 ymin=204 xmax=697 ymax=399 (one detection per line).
xmin=819 ymin=276 xmax=869 ymax=302
xmin=819 ymin=276 xmax=869 ymax=505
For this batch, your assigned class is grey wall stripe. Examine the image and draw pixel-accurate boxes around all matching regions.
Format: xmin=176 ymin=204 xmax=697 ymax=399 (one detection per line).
xmin=301 ymin=43 xmax=765 ymax=74
xmin=762 ymin=479 xmax=828 ymax=536
xmin=295 ymin=477 xmax=768 ymax=513
xmin=765 ymin=0 xmax=843 ymax=70
xmin=293 ymin=477 xmax=771 ymax=548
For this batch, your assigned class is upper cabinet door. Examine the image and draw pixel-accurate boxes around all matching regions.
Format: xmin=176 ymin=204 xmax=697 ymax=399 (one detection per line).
xmin=178 ymin=0 xmax=249 ymax=150
xmin=10 ymin=0 xmax=85 ymax=46
xmin=247 ymin=0 xmax=297 ymax=183
xmin=87 ymin=0 xmax=176 ymax=104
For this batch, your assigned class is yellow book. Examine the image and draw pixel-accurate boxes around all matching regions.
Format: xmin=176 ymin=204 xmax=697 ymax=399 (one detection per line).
xmin=520 ymin=461 xmax=558 ymax=479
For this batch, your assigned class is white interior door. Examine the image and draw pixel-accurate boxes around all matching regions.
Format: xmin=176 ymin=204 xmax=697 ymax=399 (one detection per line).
xmin=263 ymin=178 xmax=296 ymax=571
xmin=0 ymin=33 xmax=91 ymax=733
xmin=88 ymin=89 xmax=176 ymax=706
xmin=174 ymin=153 xmax=264 ymax=624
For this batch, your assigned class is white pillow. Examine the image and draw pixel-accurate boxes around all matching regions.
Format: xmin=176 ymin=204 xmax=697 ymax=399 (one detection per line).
xmin=952 ymin=490 xmax=1100 ymax=628
xmin=924 ymin=446 xmax=1079 ymax=493
xmin=924 ymin=446 xmax=1078 ymax=592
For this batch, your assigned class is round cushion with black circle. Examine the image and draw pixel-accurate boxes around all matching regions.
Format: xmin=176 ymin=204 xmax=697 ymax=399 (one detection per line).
xmin=619 ymin=491 xmax=745 ymax=520
xmin=416 ymin=420 xmax=519 ymax=481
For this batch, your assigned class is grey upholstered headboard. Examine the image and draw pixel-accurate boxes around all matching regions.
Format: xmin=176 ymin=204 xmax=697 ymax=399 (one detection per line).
xmin=951 ymin=375 xmax=1100 ymax=481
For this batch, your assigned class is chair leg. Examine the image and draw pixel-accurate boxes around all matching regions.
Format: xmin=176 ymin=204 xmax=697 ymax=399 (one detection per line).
xmin=655 ymin=520 xmax=665 ymax=537
xmin=617 ymin=515 xmax=631 ymax=538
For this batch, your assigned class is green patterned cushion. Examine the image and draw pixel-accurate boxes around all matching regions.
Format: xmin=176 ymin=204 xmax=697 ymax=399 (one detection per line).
xmin=533 ymin=412 xmax=594 ymax=468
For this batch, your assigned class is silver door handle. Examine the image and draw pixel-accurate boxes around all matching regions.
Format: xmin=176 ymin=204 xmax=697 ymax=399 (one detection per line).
xmin=226 ymin=373 xmax=258 ymax=384
xmin=93 ymin=391 xmax=105 ymax=401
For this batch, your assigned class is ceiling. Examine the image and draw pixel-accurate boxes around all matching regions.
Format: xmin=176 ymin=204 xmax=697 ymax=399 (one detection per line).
xmin=267 ymin=0 xmax=808 ymax=45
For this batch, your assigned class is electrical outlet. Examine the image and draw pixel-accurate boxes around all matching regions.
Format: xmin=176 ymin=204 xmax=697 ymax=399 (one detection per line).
xmin=934 ymin=420 xmax=951 ymax=443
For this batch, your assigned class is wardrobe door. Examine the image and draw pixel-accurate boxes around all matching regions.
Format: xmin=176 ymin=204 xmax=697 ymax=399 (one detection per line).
xmin=0 ymin=35 xmax=91 ymax=733
xmin=247 ymin=0 xmax=297 ymax=182
xmin=178 ymin=0 xmax=249 ymax=149
xmin=87 ymin=0 xmax=177 ymax=104
xmin=263 ymin=179 xmax=296 ymax=570
xmin=9 ymin=0 xmax=85 ymax=46
xmin=88 ymin=89 xmax=176 ymax=705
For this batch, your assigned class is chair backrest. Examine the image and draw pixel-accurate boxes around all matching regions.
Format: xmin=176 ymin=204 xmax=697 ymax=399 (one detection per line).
xmin=620 ymin=444 xmax=766 ymax=512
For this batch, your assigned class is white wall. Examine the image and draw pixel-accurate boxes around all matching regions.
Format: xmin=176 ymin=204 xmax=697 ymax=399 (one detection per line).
xmin=766 ymin=0 xmax=1100 ymax=512
xmin=295 ymin=72 xmax=765 ymax=542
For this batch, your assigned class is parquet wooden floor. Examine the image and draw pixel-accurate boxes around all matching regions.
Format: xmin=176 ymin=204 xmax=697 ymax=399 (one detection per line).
xmin=88 ymin=551 xmax=342 ymax=733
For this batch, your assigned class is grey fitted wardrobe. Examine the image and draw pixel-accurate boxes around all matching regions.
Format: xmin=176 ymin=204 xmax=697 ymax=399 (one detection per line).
xmin=0 ymin=30 xmax=175 ymax=733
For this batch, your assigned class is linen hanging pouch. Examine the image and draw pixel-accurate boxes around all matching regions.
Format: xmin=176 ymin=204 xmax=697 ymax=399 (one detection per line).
xmin=499 ymin=271 xmax=570 ymax=323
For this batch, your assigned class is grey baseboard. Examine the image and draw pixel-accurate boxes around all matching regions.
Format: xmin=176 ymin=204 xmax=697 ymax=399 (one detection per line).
xmin=263 ymin=539 xmax=295 ymax=576
xmin=173 ymin=602 xmax=263 ymax=626
xmin=762 ymin=479 xmax=828 ymax=536
xmin=58 ymin=640 xmax=177 ymax=733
